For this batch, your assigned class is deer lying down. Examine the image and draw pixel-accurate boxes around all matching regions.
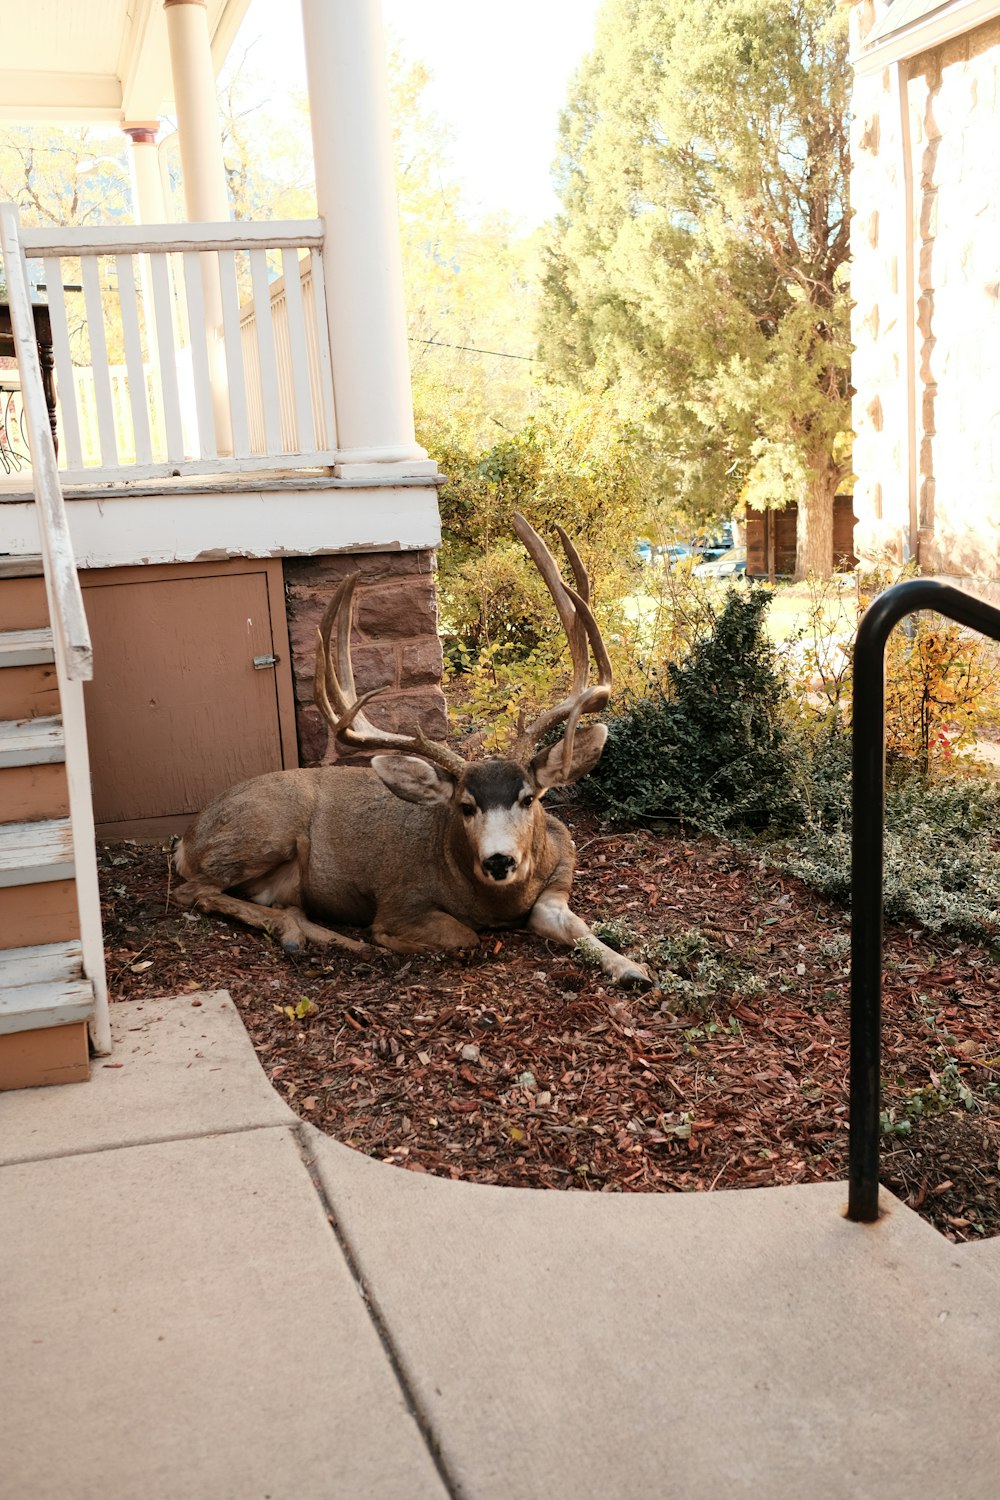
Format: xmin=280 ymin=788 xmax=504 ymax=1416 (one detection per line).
xmin=174 ymin=514 xmax=652 ymax=989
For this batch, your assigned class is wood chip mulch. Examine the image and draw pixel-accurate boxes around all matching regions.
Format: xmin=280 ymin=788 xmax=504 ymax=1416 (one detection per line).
xmin=98 ymin=806 xmax=1000 ymax=1243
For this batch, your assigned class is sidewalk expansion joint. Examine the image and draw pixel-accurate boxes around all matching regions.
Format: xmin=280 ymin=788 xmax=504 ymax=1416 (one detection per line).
xmin=291 ymin=1123 xmax=461 ymax=1500
xmin=0 ymin=1118 xmax=293 ymax=1169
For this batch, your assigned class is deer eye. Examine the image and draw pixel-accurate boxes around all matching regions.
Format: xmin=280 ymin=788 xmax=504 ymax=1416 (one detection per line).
xmin=460 ymin=802 xmax=478 ymax=819
xmin=518 ymin=792 xmax=535 ymax=809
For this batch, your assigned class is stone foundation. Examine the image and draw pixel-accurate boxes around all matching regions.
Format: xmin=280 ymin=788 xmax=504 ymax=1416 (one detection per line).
xmin=283 ymin=550 xmax=448 ymax=764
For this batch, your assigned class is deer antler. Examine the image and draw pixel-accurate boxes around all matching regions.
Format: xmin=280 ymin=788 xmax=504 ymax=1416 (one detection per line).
xmin=313 ymin=576 xmax=467 ymax=776
xmin=509 ymin=512 xmax=612 ymax=777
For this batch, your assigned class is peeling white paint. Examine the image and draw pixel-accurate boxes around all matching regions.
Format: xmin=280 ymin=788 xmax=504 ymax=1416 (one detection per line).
xmin=0 ymin=485 xmax=442 ymax=569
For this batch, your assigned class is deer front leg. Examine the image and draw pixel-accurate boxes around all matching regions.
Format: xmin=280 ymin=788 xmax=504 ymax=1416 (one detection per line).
xmin=372 ymin=910 xmax=480 ymax=954
xmin=173 ymin=880 xmax=367 ymax=954
xmin=528 ymin=892 xmax=653 ymax=989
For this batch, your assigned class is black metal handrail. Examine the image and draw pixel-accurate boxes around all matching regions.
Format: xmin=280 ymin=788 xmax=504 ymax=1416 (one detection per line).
xmin=849 ymin=577 xmax=1000 ymax=1221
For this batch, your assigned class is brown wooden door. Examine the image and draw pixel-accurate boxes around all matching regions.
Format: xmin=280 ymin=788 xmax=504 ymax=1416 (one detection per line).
xmin=82 ymin=568 xmax=288 ymax=833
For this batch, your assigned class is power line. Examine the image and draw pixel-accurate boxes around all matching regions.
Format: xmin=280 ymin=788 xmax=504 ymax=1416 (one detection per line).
xmin=409 ymin=336 xmax=537 ymax=362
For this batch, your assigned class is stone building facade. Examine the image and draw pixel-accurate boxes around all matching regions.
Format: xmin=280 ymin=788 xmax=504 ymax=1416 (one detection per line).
xmin=849 ymin=0 xmax=1000 ymax=578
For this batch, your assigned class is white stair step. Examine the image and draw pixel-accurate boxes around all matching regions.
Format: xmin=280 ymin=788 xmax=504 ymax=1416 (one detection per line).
xmin=0 ymin=818 xmax=75 ymax=887
xmin=0 ymin=715 xmax=65 ymax=768
xmin=0 ymin=938 xmax=83 ymax=989
xmin=0 ymin=628 xmax=55 ymax=668
xmin=0 ymin=977 xmax=94 ymax=1035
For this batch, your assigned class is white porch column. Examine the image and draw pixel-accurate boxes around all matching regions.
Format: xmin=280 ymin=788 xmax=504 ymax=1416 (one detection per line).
xmin=163 ymin=0 xmax=230 ymax=222
xmin=163 ymin=0 xmax=232 ymax=454
xmin=300 ymin=0 xmax=432 ymax=475
xmin=123 ymin=125 xmax=167 ymax=224
xmin=123 ymin=126 xmax=166 ymax=371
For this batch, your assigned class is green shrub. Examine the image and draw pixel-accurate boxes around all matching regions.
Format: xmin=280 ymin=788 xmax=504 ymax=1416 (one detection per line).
xmin=587 ymin=586 xmax=801 ymax=833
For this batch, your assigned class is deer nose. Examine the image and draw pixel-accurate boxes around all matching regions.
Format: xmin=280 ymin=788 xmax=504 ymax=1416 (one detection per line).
xmin=482 ymin=853 xmax=516 ymax=882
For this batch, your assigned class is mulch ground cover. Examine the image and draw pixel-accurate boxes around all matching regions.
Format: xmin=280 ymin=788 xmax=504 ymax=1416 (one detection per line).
xmin=98 ymin=806 xmax=1000 ymax=1242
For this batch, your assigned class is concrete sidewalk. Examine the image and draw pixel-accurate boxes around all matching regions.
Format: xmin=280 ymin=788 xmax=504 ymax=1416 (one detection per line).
xmin=2 ymin=992 xmax=999 ymax=1500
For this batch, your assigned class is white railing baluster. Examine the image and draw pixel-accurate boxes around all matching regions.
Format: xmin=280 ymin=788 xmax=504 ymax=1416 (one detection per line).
xmin=80 ymin=256 xmax=119 ymax=468
xmin=7 ymin=220 xmax=337 ymax=481
xmin=249 ymin=247 xmax=283 ymax=455
xmin=181 ymin=250 xmax=217 ymax=460
xmin=42 ymin=256 xmax=84 ymax=471
xmin=280 ymin=248 xmax=315 ymax=452
xmin=149 ymin=251 xmax=185 ymax=463
xmin=115 ymin=253 xmax=153 ymax=466
xmin=307 ymin=248 xmax=338 ymax=453
xmin=218 ymin=248 xmax=250 ymax=459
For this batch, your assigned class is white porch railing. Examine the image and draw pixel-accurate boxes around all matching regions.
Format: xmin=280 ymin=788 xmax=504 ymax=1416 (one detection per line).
xmin=240 ymin=257 xmax=333 ymax=455
xmin=0 ymin=202 xmax=110 ymax=1053
xmin=15 ymin=216 xmax=339 ymax=485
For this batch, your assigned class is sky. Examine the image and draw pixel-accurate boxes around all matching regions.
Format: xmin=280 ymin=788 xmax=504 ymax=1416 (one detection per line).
xmin=236 ymin=0 xmax=603 ymax=229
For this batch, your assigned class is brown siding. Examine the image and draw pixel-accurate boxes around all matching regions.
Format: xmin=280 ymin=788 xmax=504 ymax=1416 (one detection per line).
xmin=0 ymin=576 xmax=47 ymax=630
xmin=0 ymin=762 xmax=70 ymax=824
xmin=833 ymin=497 xmax=859 ymax=569
xmin=0 ymin=661 xmax=60 ymax=719
xmin=0 ymin=880 xmax=80 ymax=950
xmin=0 ymin=1021 xmax=90 ymax=1091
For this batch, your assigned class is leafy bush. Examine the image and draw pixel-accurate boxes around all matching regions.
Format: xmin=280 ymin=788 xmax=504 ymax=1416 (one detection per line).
xmin=586 ymin=586 xmax=801 ymax=832
xmin=782 ymin=567 xmax=1000 ymax=772
xmin=445 ymin=563 xmax=725 ymax=755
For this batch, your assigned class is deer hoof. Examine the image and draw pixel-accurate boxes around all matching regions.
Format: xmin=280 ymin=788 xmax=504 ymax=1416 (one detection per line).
xmin=618 ymin=964 xmax=655 ymax=991
xmin=280 ymin=935 xmax=305 ymax=954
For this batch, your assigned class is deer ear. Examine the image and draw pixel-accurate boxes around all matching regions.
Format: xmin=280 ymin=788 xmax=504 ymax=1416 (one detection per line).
xmin=529 ymin=723 xmax=608 ymax=790
xmin=370 ymin=753 xmax=457 ymax=805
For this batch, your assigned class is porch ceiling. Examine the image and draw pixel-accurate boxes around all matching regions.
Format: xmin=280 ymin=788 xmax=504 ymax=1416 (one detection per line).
xmin=0 ymin=0 xmax=252 ymax=125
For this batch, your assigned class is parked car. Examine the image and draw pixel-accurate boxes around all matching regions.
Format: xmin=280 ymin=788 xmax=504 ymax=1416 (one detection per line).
xmin=691 ymin=546 xmax=747 ymax=579
xmin=636 ymin=541 xmax=695 ymax=568
xmin=657 ymin=543 xmax=694 ymax=568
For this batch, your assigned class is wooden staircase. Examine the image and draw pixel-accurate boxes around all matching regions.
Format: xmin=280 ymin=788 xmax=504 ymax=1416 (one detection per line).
xmin=0 ymin=570 xmax=100 ymax=1088
xmin=0 ymin=201 xmax=109 ymax=1089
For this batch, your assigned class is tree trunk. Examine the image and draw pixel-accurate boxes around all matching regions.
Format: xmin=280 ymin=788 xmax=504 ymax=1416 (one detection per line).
xmin=794 ymin=468 xmax=837 ymax=580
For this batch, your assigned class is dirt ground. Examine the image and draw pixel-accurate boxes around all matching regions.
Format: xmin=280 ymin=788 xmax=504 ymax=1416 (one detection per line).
xmin=97 ymin=805 xmax=1000 ymax=1243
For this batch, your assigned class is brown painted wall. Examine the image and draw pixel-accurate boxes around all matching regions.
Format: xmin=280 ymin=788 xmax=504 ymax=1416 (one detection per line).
xmin=81 ymin=559 xmax=298 ymax=836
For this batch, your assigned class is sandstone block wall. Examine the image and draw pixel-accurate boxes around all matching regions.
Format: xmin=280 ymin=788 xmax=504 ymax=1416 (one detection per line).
xmin=283 ymin=550 xmax=447 ymax=765
xmin=850 ymin=1 xmax=1000 ymax=578
xmin=850 ymin=0 xmax=908 ymax=563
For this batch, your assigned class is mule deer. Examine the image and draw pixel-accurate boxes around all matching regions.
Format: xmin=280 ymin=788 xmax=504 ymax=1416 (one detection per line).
xmin=174 ymin=514 xmax=652 ymax=988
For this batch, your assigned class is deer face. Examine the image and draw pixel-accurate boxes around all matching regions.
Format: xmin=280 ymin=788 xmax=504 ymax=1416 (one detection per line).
xmin=454 ymin=760 xmax=540 ymax=885
xmin=371 ymin=724 xmax=609 ymax=889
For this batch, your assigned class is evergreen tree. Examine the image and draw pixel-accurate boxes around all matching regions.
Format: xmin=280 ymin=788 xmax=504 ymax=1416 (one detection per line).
xmin=540 ymin=0 xmax=852 ymax=577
